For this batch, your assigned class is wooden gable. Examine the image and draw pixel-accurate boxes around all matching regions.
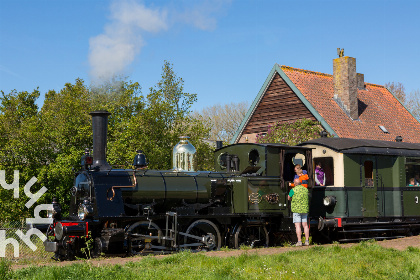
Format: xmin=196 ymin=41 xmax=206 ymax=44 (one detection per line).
xmin=240 ymin=73 xmax=316 ymax=142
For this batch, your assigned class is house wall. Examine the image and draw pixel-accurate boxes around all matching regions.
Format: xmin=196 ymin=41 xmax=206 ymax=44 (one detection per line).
xmin=239 ymin=73 xmax=316 ymax=143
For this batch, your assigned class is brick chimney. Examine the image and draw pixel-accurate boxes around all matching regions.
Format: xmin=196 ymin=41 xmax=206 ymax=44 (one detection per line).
xmin=333 ymin=55 xmax=359 ymax=120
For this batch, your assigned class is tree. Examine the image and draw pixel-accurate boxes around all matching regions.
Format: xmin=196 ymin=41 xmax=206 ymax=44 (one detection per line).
xmin=385 ymin=82 xmax=406 ymax=104
xmin=0 ymin=89 xmax=40 ymax=169
xmin=386 ymin=82 xmax=420 ymax=121
xmin=192 ymin=101 xmax=249 ymax=143
xmin=153 ymin=61 xmax=197 ymax=119
xmin=107 ymin=61 xmax=212 ymax=171
xmin=35 ymin=79 xmax=94 ymax=215
xmin=407 ymin=89 xmax=420 ymax=121
xmin=0 ymin=89 xmax=43 ymax=220
xmin=256 ymin=119 xmax=326 ymax=146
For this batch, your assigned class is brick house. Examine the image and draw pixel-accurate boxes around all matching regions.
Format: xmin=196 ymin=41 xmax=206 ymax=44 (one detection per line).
xmin=231 ymin=53 xmax=420 ymax=144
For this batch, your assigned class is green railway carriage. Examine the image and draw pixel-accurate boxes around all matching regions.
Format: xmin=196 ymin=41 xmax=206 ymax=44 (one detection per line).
xmin=300 ymin=138 xmax=420 ymax=241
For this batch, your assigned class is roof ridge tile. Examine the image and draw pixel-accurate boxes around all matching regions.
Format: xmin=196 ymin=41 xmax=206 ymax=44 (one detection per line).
xmin=365 ymin=82 xmax=385 ymax=88
xmin=280 ymin=65 xmax=332 ymax=78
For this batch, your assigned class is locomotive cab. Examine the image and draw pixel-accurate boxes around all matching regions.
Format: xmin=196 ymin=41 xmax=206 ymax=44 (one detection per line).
xmin=214 ymin=143 xmax=314 ymax=217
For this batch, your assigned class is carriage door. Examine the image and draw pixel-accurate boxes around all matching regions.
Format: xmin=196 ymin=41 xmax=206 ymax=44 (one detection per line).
xmin=362 ymin=158 xmax=378 ymax=217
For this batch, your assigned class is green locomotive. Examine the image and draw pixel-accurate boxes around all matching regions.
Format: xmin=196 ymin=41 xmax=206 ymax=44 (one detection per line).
xmin=44 ymin=111 xmax=420 ymax=260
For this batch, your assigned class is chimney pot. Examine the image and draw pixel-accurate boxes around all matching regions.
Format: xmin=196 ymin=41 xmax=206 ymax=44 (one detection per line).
xmin=357 ymin=73 xmax=365 ymax=89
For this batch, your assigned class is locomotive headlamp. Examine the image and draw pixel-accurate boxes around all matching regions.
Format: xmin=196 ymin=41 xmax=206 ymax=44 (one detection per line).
xmin=47 ymin=210 xmax=53 ymax=219
xmin=54 ymin=222 xmax=64 ymax=241
xmin=78 ymin=200 xmax=93 ymax=220
xmin=323 ymin=196 xmax=337 ymax=207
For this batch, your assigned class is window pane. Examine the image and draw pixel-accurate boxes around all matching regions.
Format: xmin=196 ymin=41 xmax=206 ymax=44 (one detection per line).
xmin=313 ymin=157 xmax=334 ymax=186
xmin=405 ymin=158 xmax=420 ymax=186
xmin=364 ymin=161 xmax=373 ymax=186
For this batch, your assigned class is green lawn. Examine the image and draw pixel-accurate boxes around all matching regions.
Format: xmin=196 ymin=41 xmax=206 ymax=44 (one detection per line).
xmin=2 ymin=241 xmax=420 ymax=279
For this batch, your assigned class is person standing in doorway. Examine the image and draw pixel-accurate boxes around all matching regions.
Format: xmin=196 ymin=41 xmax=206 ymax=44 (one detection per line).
xmin=288 ymin=178 xmax=310 ymax=246
xmin=289 ymin=164 xmax=309 ymax=188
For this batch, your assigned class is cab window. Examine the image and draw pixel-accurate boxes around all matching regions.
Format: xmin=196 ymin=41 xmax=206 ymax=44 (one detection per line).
xmin=364 ymin=160 xmax=374 ymax=186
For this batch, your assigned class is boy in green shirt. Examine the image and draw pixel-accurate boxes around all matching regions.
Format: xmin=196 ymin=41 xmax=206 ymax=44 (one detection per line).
xmin=288 ymin=178 xmax=310 ymax=246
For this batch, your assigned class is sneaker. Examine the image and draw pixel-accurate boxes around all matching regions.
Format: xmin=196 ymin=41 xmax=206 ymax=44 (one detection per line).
xmin=295 ymin=241 xmax=302 ymax=247
xmin=304 ymin=241 xmax=310 ymax=246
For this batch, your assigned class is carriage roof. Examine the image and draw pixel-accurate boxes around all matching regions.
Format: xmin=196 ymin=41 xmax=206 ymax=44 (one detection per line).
xmin=217 ymin=142 xmax=313 ymax=151
xmin=299 ymin=138 xmax=420 ymax=157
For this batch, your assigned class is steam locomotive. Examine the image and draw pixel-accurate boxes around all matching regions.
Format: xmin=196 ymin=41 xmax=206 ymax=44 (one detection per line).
xmin=44 ymin=111 xmax=420 ymax=260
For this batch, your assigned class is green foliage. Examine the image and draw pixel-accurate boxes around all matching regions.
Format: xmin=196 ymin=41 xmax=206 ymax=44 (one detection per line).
xmin=0 ymin=89 xmax=43 ymax=219
xmin=31 ymin=79 xmax=93 ymax=216
xmin=0 ymin=61 xmax=213 ymax=221
xmin=256 ymin=119 xmax=327 ymax=145
xmin=80 ymin=231 xmax=94 ymax=259
xmin=239 ymin=244 xmax=252 ymax=251
xmin=103 ymin=61 xmax=212 ymax=170
xmin=0 ymin=258 xmax=11 ymax=280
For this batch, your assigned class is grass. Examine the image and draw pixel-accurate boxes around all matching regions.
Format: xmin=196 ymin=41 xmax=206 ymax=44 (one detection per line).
xmin=2 ymin=237 xmax=55 ymax=266
xmin=3 ymin=241 xmax=420 ymax=279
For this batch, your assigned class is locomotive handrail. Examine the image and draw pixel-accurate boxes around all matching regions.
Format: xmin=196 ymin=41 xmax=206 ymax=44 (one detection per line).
xmin=107 ymin=170 xmax=138 ymax=201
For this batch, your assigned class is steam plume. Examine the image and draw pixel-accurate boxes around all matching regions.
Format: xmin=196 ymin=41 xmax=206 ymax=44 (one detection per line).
xmin=88 ymin=0 xmax=230 ymax=83
xmin=89 ymin=0 xmax=168 ymax=83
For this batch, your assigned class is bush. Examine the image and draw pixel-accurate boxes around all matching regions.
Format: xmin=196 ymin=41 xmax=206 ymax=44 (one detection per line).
xmin=256 ymin=119 xmax=328 ymax=145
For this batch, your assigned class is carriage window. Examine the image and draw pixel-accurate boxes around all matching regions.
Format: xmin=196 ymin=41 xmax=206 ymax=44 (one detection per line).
xmin=313 ymin=157 xmax=334 ymax=186
xmin=364 ymin=160 xmax=374 ymax=186
xmin=405 ymin=158 xmax=420 ymax=186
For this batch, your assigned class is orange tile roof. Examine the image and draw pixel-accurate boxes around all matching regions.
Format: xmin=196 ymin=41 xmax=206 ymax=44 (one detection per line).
xmin=281 ymin=65 xmax=420 ymax=143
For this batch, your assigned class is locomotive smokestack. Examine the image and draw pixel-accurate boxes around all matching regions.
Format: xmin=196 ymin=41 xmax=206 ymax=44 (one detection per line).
xmin=90 ymin=110 xmax=111 ymax=170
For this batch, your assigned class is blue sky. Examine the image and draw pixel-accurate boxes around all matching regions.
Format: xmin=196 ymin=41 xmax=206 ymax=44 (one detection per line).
xmin=1 ymin=0 xmax=419 ymax=111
